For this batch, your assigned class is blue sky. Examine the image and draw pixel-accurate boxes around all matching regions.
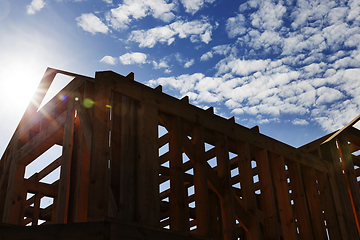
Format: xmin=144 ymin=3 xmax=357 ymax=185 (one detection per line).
xmin=1 ymin=0 xmax=360 ymax=152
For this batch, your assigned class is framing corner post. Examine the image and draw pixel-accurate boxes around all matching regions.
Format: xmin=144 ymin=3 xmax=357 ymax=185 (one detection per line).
xmin=87 ymin=72 xmax=112 ymax=221
xmin=169 ymin=115 xmax=187 ymax=232
xmin=136 ymin=101 xmax=160 ymax=227
xmin=337 ymin=133 xmax=360 ymax=235
xmin=215 ymin=132 xmax=237 ymax=240
xmin=2 ymin=149 xmax=26 ymax=225
xmin=192 ymin=124 xmax=211 ymax=237
xmin=321 ymin=139 xmax=360 ymax=239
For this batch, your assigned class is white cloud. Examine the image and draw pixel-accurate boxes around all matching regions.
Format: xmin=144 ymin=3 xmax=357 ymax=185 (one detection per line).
xmin=27 ymin=0 xmax=46 ymax=15
xmin=316 ymin=87 xmax=344 ymax=105
xmin=291 ymin=0 xmax=335 ymax=30
xmin=226 ymin=14 xmax=247 ymax=38
xmin=100 ymin=56 xmax=117 ymax=65
xmin=250 ymin=0 xmax=286 ymax=30
xmin=152 ymin=59 xmax=170 ymax=73
xmin=106 ymin=0 xmax=175 ymax=30
xmin=292 ymin=118 xmax=309 ymax=126
xmin=200 ymin=52 xmax=213 ymax=61
xmin=153 ymin=60 xmax=169 ymax=69
xmin=215 ymin=57 xmax=270 ymax=76
xmin=119 ymin=52 xmax=148 ymax=65
xmin=128 ymin=19 xmax=213 ymax=47
xmin=181 ymin=0 xmax=214 ymax=14
xmin=184 ymin=59 xmax=194 ymax=68
xmin=76 ymin=13 xmax=109 ymax=34
xmin=103 ymin=0 xmax=113 ymax=3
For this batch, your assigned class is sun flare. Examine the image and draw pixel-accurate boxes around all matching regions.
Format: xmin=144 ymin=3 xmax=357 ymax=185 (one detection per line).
xmin=0 ymin=61 xmax=45 ymax=118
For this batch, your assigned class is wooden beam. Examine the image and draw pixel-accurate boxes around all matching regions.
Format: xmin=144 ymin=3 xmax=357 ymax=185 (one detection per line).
xmin=301 ymin=166 xmax=327 ymax=239
xmin=192 ymin=124 xmax=211 ymax=237
xmin=87 ymin=72 xmax=111 ymax=221
xmin=2 ymin=149 xmax=26 ymax=225
xmin=109 ymin=93 xmax=122 ymax=215
xmin=25 ymin=179 xmax=58 ymax=197
xmin=136 ymin=101 xmax=160 ymax=227
xmin=237 ymin=141 xmax=261 ymax=239
xmin=28 ymin=156 xmax=61 ymax=182
xmin=169 ymin=116 xmax=187 ymax=231
xmin=321 ymin=141 xmax=359 ymax=239
xmin=337 ymin=133 xmax=360 ymax=234
xmin=322 ymin=113 xmax=360 ymax=144
xmin=256 ymin=149 xmax=280 ymax=239
xmin=315 ymin=170 xmax=342 ymax=239
xmin=118 ymin=95 xmax=137 ymax=221
xmin=287 ymin=160 xmax=314 ymax=240
xmin=16 ymin=111 xmax=67 ymax=165
xmin=73 ymin=89 xmax=93 ymax=150
xmin=268 ymin=153 xmax=297 ymax=240
xmin=32 ymin=193 xmax=42 ymax=226
xmin=108 ymin=73 xmax=328 ymax=172
xmin=56 ymin=99 xmax=76 ymax=223
xmin=214 ymin=132 xmax=237 ymax=240
xmin=74 ymin=134 xmax=91 ymax=222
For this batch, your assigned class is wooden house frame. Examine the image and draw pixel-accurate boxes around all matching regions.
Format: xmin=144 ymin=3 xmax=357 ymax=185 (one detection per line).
xmin=0 ymin=68 xmax=360 ymax=239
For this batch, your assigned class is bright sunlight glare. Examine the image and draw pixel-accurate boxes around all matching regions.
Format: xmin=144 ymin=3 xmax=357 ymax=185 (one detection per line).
xmin=0 ymin=62 xmax=43 ymax=117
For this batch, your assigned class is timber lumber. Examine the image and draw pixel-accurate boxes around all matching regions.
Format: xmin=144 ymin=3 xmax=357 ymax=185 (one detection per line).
xmin=1 ymin=68 xmax=360 ymax=240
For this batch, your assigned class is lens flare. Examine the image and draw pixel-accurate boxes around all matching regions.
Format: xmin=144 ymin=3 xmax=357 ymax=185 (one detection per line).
xmin=83 ymin=98 xmax=94 ymax=108
xmin=59 ymin=95 xmax=67 ymax=101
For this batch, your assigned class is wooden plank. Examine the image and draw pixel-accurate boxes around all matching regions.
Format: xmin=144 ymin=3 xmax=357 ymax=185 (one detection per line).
xmin=51 ymin=197 xmax=58 ymax=223
xmin=337 ymin=133 xmax=360 ymax=233
xmin=346 ymin=127 xmax=360 ymax=148
xmin=301 ymin=166 xmax=327 ymax=239
xmin=75 ymin=134 xmax=91 ymax=222
xmin=237 ymin=141 xmax=261 ymax=240
xmin=87 ymin=72 xmax=112 ymax=221
xmin=110 ymin=93 xmax=122 ymax=215
xmin=268 ymin=153 xmax=297 ymax=240
xmin=73 ymin=89 xmax=93 ymax=150
xmin=315 ymin=170 xmax=342 ymax=240
xmin=109 ymin=72 xmax=328 ymax=172
xmin=298 ymin=131 xmax=336 ymax=154
xmin=29 ymin=156 xmax=61 ymax=182
xmin=192 ymin=124 xmax=211 ymax=237
xmin=118 ymin=95 xmax=136 ymax=221
xmin=16 ymin=111 xmax=67 ymax=165
xmin=67 ymin=117 xmax=82 ymax=222
xmin=321 ymin=141 xmax=358 ymax=239
xmin=214 ymin=132 xmax=237 ymax=240
xmin=208 ymin=189 xmax=222 ymax=238
xmin=256 ymin=149 xmax=280 ymax=239
xmin=56 ymin=99 xmax=76 ymax=224
xmin=159 ymin=133 xmax=169 ymax=148
xmin=25 ymin=180 xmax=58 ymax=197
xmin=169 ymin=116 xmax=187 ymax=231
xmin=2 ymin=149 xmax=26 ymax=225
xmin=323 ymin=113 xmax=360 ymax=144
xmin=83 ymin=80 xmax=94 ymax=125
xmin=287 ymin=160 xmax=314 ymax=240
xmin=0 ymin=148 xmax=13 ymax=220
xmin=136 ymin=101 xmax=160 ymax=226
xmin=32 ymin=193 xmax=42 ymax=226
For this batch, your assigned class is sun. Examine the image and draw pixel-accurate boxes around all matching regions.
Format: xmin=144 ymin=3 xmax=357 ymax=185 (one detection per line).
xmin=0 ymin=60 xmax=45 ymax=119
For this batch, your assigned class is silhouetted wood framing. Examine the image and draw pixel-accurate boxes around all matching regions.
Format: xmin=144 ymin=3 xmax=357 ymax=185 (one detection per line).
xmin=1 ymin=68 xmax=360 ymax=239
